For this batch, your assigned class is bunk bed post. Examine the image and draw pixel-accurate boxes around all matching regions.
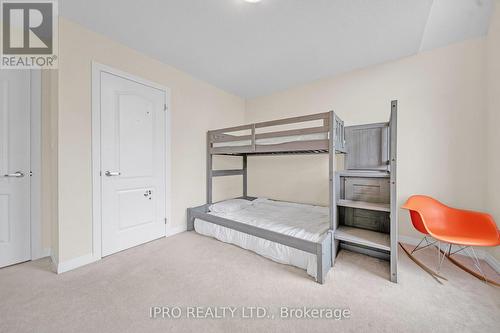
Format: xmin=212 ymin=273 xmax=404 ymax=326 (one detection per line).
xmin=333 ymin=171 xmax=341 ymax=263
xmin=207 ymin=131 xmax=213 ymax=204
xmin=242 ymin=155 xmax=248 ymax=197
xmin=329 ymin=111 xmax=337 ymax=267
xmin=390 ymin=100 xmax=398 ymax=283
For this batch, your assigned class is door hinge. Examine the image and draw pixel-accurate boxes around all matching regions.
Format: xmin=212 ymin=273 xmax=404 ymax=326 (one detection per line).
xmin=164 ymin=104 xmax=167 ymax=111
xmin=164 ymin=218 xmax=167 ymax=225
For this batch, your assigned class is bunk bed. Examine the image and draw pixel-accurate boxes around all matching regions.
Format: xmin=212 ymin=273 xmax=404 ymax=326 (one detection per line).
xmin=187 ymin=101 xmax=398 ymax=284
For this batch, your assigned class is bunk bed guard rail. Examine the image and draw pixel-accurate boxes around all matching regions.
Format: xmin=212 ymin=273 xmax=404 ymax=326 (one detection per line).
xmin=207 ymin=111 xmax=345 ymax=155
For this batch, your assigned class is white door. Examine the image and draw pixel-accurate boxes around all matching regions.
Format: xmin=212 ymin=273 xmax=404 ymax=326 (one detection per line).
xmin=0 ymin=70 xmax=31 ymax=268
xmin=100 ymin=72 xmax=166 ymax=257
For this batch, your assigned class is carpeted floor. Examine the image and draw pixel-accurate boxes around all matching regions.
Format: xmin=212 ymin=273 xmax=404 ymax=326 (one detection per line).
xmin=1 ymin=232 xmax=499 ymax=333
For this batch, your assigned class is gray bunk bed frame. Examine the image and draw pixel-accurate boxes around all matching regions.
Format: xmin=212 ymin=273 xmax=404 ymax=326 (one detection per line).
xmin=187 ymin=101 xmax=398 ymax=284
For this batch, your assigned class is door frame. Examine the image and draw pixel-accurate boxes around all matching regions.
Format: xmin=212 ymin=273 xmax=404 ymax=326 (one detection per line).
xmin=91 ymin=62 xmax=172 ymax=261
xmin=30 ymin=69 xmax=45 ymax=260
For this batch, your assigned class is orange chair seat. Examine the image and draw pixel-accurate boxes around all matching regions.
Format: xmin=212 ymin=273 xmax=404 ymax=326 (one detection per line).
xmin=402 ymin=195 xmax=500 ymax=248
xmin=431 ymin=233 xmax=499 ymax=247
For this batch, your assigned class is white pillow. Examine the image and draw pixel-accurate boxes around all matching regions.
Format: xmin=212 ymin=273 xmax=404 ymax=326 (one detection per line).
xmin=209 ymin=199 xmax=252 ymax=214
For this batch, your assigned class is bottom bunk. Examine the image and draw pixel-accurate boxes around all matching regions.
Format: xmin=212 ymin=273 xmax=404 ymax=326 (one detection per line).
xmin=187 ymin=198 xmax=332 ymax=284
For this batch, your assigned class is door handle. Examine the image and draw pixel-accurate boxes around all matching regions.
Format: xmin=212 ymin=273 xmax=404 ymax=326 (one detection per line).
xmin=104 ymin=171 xmax=121 ymax=177
xmin=3 ymin=171 xmax=25 ymax=178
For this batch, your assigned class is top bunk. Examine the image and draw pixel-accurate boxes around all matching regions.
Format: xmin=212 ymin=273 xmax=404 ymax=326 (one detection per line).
xmin=208 ymin=111 xmax=346 ymax=155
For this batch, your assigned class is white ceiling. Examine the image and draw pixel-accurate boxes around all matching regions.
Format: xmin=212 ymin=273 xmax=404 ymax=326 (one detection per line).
xmin=60 ymin=0 xmax=494 ymax=98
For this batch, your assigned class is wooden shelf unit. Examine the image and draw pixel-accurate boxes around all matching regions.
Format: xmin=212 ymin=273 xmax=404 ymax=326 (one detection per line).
xmin=337 ymin=199 xmax=390 ymax=212
xmin=336 ymin=170 xmax=390 ymax=178
xmin=333 ymin=101 xmax=398 ymax=283
xmin=335 ymin=226 xmax=390 ymax=252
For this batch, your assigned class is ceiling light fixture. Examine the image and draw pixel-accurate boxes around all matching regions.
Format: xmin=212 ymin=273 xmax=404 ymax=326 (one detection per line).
xmin=244 ymin=0 xmax=262 ymax=3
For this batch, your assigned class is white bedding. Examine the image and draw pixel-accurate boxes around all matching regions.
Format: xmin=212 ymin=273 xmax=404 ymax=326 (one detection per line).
xmin=212 ymin=132 xmax=328 ymax=147
xmin=194 ymin=198 xmax=329 ymax=277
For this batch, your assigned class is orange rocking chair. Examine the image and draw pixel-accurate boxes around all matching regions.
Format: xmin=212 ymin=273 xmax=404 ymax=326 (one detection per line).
xmin=402 ymin=195 xmax=500 ymax=284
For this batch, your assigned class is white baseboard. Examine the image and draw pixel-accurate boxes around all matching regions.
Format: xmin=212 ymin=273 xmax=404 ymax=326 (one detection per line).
xmin=50 ymin=254 xmax=58 ymax=273
xmin=48 ymin=226 xmax=186 ymax=274
xmin=399 ymin=235 xmax=500 ymax=273
xmin=53 ymin=253 xmax=100 ymax=274
xmin=166 ymin=224 xmax=187 ymax=237
xmin=45 ymin=223 xmax=186 ymax=274
xmin=32 ymin=247 xmax=51 ymax=260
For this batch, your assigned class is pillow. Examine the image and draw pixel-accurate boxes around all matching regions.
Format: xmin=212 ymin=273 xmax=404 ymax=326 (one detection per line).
xmin=209 ymin=199 xmax=252 ymax=214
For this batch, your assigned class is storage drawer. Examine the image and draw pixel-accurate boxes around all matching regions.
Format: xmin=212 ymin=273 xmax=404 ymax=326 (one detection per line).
xmin=344 ymin=177 xmax=389 ymax=203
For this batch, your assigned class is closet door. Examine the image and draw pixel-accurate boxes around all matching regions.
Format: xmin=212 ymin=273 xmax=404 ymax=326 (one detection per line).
xmin=0 ymin=70 xmax=31 ymax=268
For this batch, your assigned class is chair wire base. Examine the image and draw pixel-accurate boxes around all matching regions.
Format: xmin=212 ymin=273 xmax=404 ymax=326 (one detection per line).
xmin=447 ymin=245 xmax=487 ymax=282
xmin=406 ymin=237 xmax=448 ymax=281
xmin=409 ymin=236 xmax=488 ymax=283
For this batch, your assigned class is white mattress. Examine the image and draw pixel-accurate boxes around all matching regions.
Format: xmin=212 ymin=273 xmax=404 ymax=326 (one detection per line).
xmin=212 ymin=133 xmax=328 ymax=147
xmin=194 ymin=198 xmax=329 ymax=277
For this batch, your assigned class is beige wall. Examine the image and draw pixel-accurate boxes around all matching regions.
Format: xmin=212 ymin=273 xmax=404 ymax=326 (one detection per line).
xmin=486 ymin=3 xmax=500 ymax=260
xmin=246 ymin=39 xmax=488 ymax=242
xmin=56 ymin=19 xmax=245 ymax=262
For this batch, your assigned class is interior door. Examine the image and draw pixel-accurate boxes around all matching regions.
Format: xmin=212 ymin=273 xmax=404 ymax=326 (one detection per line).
xmin=100 ymin=72 xmax=166 ymax=257
xmin=0 ymin=70 xmax=31 ymax=268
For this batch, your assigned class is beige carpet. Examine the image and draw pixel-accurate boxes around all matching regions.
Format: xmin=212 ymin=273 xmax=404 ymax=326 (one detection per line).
xmin=1 ymin=232 xmax=499 ymax=333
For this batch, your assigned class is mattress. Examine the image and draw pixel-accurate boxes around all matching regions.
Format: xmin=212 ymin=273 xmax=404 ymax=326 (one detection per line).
xmin=212 ymin=132 xmax=328 ymax=147
xmin=194 ymin=198 xmax=329 ymax=277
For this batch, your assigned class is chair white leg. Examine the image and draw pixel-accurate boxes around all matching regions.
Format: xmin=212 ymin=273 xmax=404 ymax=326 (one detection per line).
xmin=437 ymin=243 xmax=452 ymax=273
xmin=437 ymin=242 xmax=440 ymax=270
xmin=463 ymin=246 xmax=487 ymax=282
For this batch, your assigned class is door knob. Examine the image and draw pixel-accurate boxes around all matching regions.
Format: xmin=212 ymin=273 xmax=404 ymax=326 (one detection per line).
xmin=104 ymin=171 xmax=121 ymax=177
xmin=3 ymin=171 xmax=25 ymax=178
